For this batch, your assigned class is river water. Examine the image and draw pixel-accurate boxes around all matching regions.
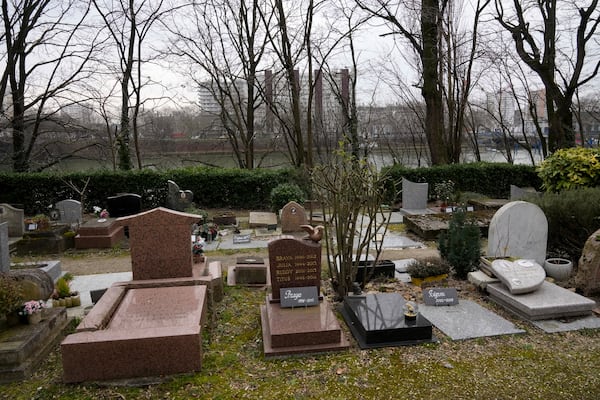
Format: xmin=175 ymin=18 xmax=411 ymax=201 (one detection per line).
xmin=44 ymin=145 xmax=545 ymax=172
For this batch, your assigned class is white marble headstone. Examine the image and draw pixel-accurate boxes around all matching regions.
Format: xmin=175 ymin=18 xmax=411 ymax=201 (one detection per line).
xmin=487 ymin=201 xmax=548 ymax=265
xmin=490 ymin=259 xmax=546 ymax=294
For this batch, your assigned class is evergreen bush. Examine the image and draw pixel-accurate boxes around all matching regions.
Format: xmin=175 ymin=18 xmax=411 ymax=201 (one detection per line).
xmin=438 ymin=207 xmax=481 ymax=279
xmin=529 ymin=187 xmax=600 ymax=262
xmin=269 ymin=183 xmax=306 ymax=212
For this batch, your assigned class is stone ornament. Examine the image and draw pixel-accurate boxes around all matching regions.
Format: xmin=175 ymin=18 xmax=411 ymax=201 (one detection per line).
xmin=490 ymin=258 xmax=545 ymax=294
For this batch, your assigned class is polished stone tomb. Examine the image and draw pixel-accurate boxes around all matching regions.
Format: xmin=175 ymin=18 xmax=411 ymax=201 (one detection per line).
xmin=61 ymin=207 xmax=222 ymax=383
xmin=340 ymin=293 xmax=435 ymax=348
xmin=260 ymin=236 xmax=349 ymax=357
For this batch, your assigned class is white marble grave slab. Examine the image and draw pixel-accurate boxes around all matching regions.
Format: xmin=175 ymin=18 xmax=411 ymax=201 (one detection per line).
xmin=490 ymin=259 xmax=546 ymax=294
xmin=419 ymin=300 xmax=525 ymax=340
xmin=532 ymin=315 xmax=600 ymax=333
xmin=488 ymin=281 xmax=596 ymax=320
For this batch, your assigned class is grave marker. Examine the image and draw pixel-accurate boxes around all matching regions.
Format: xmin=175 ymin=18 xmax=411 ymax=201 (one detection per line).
xmin=401 ymin=178 xmax=429 ymax=211
xmin=56 ymin=199 xmax=82 ymax=225
xmin=280 ymin=201 xmax=308 ymax=233
xmin=0 ymin=222 xmax=9 ymax=273
xmin=490 ymin=259 xmax=546 ymax=294
xmin=118 ymin=207 xmax=201 ymax=280
xmin=261 ymin=236 xmax=349 ymax=356
xmin=268 ymin=237 xmax=321 ymax=301
xmin=166 ymin=180 xmax=193 ymax=212
xmin=0 ymin=203 xmax=24 ymax=237
xmin=107 ymin=193 xmax=141 ymax=218
xmin=423 ymin=287 xmax=459 ymax=306
xmin=487 ymin=201 xmax=548 ymax=265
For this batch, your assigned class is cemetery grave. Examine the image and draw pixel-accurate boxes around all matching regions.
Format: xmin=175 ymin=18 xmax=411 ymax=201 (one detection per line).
xmin=60 ymin=207 xmax=223 ymax=383
xmin=260 ymin=236 xmax=350 ymax=356
xmin=2 ymin=196 xmax=600 ymax=395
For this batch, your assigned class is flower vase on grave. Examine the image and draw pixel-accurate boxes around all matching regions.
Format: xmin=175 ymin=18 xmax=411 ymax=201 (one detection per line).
xmin=27 ymin=312 xmax=42 ymax=325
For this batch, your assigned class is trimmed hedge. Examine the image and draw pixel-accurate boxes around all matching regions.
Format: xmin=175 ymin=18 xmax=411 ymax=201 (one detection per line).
xmin=383 ymin=162 xmax=542 ymax=203
xmin=0 ymin=162 xmax=541 ymax=215
xmin=0 ymin=167 xmax=308 ymax=215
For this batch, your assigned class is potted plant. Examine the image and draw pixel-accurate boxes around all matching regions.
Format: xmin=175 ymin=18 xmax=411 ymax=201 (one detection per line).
xmin=18 ymin=300 xmax=45 ymax=325
xmin=433 ymin=180 xmax=455 ymax=211
xmin=543 ymin=257 xmax=573 ymax=281
xmin=52 ymin=274 xmax=80 ymax=307
xmin=0 ymin=274 xmax=24 ymax=327
xmin=192 ymin=238 xmax=205 ymax=263
xmin=406 ymin=257 xmax=451 ymax=287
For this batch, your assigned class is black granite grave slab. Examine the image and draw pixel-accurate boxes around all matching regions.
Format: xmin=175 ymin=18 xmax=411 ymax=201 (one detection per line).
xmin=340 ymin=293 xmax=435 ymax=348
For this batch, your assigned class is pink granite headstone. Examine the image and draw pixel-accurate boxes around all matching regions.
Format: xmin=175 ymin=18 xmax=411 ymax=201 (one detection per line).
xmin=118 ymin=207 xmax=202 ymax=280
xmin=280 ymin=201 xmax=308 ymax=233
xmin=268 ymin=237 xmax=321 ymax=301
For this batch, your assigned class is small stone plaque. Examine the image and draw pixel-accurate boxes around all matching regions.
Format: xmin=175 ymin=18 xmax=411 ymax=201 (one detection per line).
xmin=279 ymin=286 xmax=319 ymax=308
xmin=423 ymin=287 xmax=459 ymax=306
xmin=233 ymin=233 xmax=251 ymax=244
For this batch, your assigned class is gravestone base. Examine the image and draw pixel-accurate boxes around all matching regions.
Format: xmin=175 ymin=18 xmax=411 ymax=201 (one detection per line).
xmin=0 ymin=308 xmax=69 ymax=383
xmin=61 ymin=285 xmax=207 ymax=383
xmin=16 ymin=225 xmax=71 ymax=255
xmin=75 ymin=218 xmax=125 ymax=249
xmin=260 ymin=298 xmax=349 ymax=357
xmin=340 ymin=293 xmax=435 ymax=348
xmin=227 ymin=257 xmax=268 ymax=286
xmin=488 ymin=281 xmax=596 ymax=320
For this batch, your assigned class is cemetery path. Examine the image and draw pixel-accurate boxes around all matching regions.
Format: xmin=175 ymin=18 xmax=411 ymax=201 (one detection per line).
xmin=59 ymin=247 xmax=442 ymax=276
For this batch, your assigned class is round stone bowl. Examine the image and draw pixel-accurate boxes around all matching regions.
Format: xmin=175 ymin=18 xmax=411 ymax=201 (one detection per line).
xmin=543 ymin=258 xmax=573 ymax=281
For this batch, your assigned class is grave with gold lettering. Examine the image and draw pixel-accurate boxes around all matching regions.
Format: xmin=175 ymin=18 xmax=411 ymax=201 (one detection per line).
xmin=260 ymin=236 xmax=349 ymax=356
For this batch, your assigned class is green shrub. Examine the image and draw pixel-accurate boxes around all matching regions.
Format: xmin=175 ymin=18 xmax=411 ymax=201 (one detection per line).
xmin=0 ymin=274 xmax=23 ymax=316
xmin=537 ymin=147 xmax=600 ymax=192
xmin=55 ymin=277 xmax=71 ymax=298
xmin=269 ymin=183 xmax=306 ymax=212
xmin=529 ymin=187 xmax=600 ymax=261
xmin=438 ymin=208 xmax=481 ymax=279
xmin=0 ymin=167 xmax=308 ymax=213
xmin=383 ymin=162 xmax=541 ymax=204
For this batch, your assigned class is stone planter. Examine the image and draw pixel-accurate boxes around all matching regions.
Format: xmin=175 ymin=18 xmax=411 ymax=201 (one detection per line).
xmin=544 ymin=258 xmax=573 ymax=281
xmin=411 ymin=273 xmax=448 ymax=287
xmin=27 ymin=312 xmax=42 ymax=325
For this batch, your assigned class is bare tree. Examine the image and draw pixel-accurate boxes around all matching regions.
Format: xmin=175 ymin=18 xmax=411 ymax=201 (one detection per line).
xmin=355 ymin=0 xmax=449 ymax=164
xmin=167 ymin=0 xmax=272 ymax=169
xmin=495 ymin=0 xmax=600 ymax=152
xmin=1 ymin=0 xmax=101 ymax=172
xmin=92 ymin=0 xmax=172 ymax=170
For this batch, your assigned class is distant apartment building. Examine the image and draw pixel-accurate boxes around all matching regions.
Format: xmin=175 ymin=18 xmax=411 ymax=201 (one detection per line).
xmin=197 ymin=69 xmax=351 ymax=141
xmin=486 ymin=90 xmax=515 ymax=131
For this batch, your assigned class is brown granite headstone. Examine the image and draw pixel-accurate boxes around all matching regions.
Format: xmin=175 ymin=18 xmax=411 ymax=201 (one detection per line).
xmin=280 ymin=201 xmax=308 ymax=233
xmin=118 ymin=207 xmax=202 ymax=280
xmin=268 ymin=237 xmax=320 ymax=301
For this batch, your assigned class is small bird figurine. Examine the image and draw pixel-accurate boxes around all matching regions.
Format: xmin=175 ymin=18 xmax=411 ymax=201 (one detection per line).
xmin=300 ymin=224 xmax=324 ymax=243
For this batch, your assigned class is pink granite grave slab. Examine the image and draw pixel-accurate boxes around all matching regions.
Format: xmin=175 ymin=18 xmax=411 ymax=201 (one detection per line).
xmin=118 ymin=207 xmax=202 ymax=280
xmin=260 ymin=298 xmax=350 ymax=356
xmin=61 ymin=285 xmax=206 ymax=383
xmin=75 ymin=218 xmax=125 ymax=249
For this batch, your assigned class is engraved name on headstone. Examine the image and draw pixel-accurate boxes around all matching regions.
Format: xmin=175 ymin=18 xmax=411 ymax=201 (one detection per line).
xmin=268 ymin=237 xmax=321 ymax=301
